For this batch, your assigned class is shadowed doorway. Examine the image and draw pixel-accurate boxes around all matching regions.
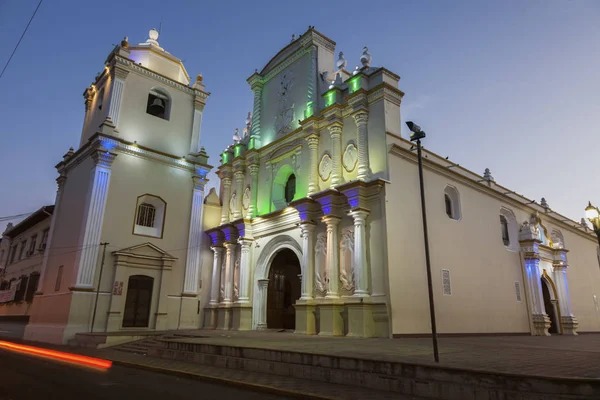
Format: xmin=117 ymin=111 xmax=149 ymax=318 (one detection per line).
xmin=541 ymin=278 xmax=560 ymax=334
xmin=123 ymin=275 xmax=153 ymax=328
xmin=267 ymin=249 xmax=301 ymax=330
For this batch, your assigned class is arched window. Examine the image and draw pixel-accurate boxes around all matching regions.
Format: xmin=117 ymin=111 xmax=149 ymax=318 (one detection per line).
xmin=444 ymin=185 xmax=461 ymax=220
xmin=146 ymin=88 xmax=171 ymax=120
xmin=136 ymin=203 xmax=156 ymax=228
xmin=500 ymin=215 xmax=510 ymax=246
xmin=285 ymin=174 xmax=296 ymax=203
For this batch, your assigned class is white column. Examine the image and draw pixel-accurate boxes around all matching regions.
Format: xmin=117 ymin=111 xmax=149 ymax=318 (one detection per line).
xmin=108 ymin=78 xmax=125 ymax=126
xmin=220 ymin=176 xmax=232 ymax=225
xmin=323 ymin=215 xmax=341 ymax=298
xmin=306 ymin=134 xmax=320 ymax=195
xmin=328 ymin=125 xmax=343 ymax=187
xmin=223 ymin=242 xmax=236 ymax=304
xmin=553 ymin=265 xmax=572 ymax=316
xmin=300 ymin=222 xmax=316 ymax=300
xmin=74 ymin=150 xmax=117 ymax=288
xmin=37 ymin=175 xmax=66 ymax=293
xmin=233 ymin=170 xmax=244 ymax=220
xmin=353 ymin=112 xmax=371 ymax=180
xmin=209 ymin=246 xmax=224 ymax=305
xmin=248 ymin=164 xmax=259 ymax=218
xmin=524 ymin=257 xmax=545 ymax=315
xmin=183 ymin=176 xmax=207 ymax=295
xmin=237 ymin=238 xmax=253 ymax=303
xmin=190 ymin=107 xmax=204 ymax=154
xmin=349 ymin=209 xmax=370 ymax=297
xmin=257 ymin=279 xmax=269 ymax=330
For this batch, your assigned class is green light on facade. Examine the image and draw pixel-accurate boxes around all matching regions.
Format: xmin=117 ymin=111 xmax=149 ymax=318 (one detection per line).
xmin=248 ymin=137 xmax=255 ymax=150
xmin=349 ymin=76 xmax=360 ymax=93
xmin=234 ymin=144 xmax=242 ymax=158
xmin=325 ymin=91 xmax=335 ymax=107
xmin=305 ymin=102 xmax=314 ymax=119
xmin=222 ymin=151 xmax=230 ymax=164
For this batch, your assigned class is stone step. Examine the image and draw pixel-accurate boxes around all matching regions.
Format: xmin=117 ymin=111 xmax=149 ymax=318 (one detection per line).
xmin=146 ymin=340 xmax=600 ymax=400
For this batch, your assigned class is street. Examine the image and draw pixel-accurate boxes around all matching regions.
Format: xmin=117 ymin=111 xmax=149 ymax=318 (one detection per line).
xmin=0 ymin=347 xmax=290 ymax=400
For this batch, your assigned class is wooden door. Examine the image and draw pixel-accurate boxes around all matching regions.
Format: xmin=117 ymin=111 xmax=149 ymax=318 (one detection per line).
xmin=123 ymin=275 xmax=153 ymax=328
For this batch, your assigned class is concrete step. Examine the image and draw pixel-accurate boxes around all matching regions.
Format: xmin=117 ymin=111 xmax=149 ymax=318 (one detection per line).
xmin=146 ymin=340 xmax=600 ymax=400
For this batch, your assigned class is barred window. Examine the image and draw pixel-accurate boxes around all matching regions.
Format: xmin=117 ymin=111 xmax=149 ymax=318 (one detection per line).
xmin=500 ymin=215 xmax=510 ymax=246
xmin=136 ymin=203 xmax=156 ymax=228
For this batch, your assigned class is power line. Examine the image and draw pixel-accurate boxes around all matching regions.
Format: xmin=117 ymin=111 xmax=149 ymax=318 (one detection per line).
xmin=0 ymin=0 xmax=44 ymax=81
xmin=0 ymin=212 xmax=34 ymax=222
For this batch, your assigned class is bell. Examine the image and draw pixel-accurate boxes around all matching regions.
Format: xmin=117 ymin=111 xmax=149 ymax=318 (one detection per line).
xmin=149 ymin=98 xmax=165 ymax=116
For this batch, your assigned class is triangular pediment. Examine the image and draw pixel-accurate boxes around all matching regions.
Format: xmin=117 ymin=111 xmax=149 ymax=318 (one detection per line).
xmin=112 ymin=242 xmax=177 ymax=261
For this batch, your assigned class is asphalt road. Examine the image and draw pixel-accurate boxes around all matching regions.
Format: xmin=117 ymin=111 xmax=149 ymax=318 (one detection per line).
xmin=0 ymin=348 xmax=290 ymax=400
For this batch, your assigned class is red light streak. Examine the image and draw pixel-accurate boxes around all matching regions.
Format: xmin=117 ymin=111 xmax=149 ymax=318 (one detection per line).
xmin=0 ymin=340 xmax=112 ymax=369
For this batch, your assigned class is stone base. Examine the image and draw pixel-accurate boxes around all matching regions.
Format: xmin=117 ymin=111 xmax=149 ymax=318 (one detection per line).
xmin=318 ymin=302 xmax=344 ymax=337
xmin=203 ymin=306 xmax=218 ymax=329
xmin=294 ymin=301 xmax=317 ymax=335
xmin=217 ymin=305 xmax=232 ymax=330
xmin=561 ymin=315 xmax=579 ymax=335
xmin=232 ymin=304 xmax=253 ymax=331
xmin=346 ymin=300 xmax=375 ymax=338
xmin=532 ymin=313 xmax=551 ymax=336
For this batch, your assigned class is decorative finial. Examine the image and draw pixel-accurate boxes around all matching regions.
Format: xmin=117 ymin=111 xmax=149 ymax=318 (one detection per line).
xmin=334 ymin=72 xmax=343 ymax=86
xmin=336 ymin=52 xmax=347 ymax=71
xmin=353 ymin=66 xmax=360 ymax=75
xmin=360 ymin=46 xmax=372 ymax=68
xmin=147 ymin=28 xmax=160 ymax=46
xmin=196 ymin=73 xmax=203 ymax=83
xmin=541 ymin=197 xmax=549 ymax=211
xmin=291 ymin=34 xmax=296 ymax=42
xmin=483 ymin=168 xmax=494 ymax=183
xmin=245 ymin=112 xmax=252 ymax=129
xmin=120 ymin=36 xmax=129 ymax=48
xmin=233 ymin=128 xmax=241 ymax=143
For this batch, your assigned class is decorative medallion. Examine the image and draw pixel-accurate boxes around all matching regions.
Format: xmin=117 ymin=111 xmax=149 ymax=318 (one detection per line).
xmin=343 ymin=143 xmax=358 ymax=172
xmin=318 ymin=153 xmax=332 ymax=181
xmin=242 ymin=187 xmax=251 ymax=210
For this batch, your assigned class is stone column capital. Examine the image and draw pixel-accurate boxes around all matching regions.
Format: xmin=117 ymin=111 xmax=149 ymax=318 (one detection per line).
xmin=299 ymin=221 xmax=317 ymax=233
xmin=348 ymin=208 xmax=370 ymax=222
xmin=306 ymin=133 xmax=320 ymax=148
xmin=91 ymin=150 xmax=117 ymax=168
xmin=248 ymin=164 xmax=260 ymax=175
xmin=352 ymin=111 xmax=369 ymax=126
xmin=238 ymin=237 xmax=254 ymax=248
xmin=211 ymin=245 xmax=225 ymax=254
xmin=258 ymin=279 xmax=269 ymax=289
xmin=328 ymin=124 xmax=343 ymax=136
xmin=222 ymin=177 xmax=232 ymax=186
xmin=192 ymin=175 xmax=207 ymax=191
xmin=322 ymin=215 xmax=341 ymax=226
xmin=234 ymin=170 xmax=245 ymax=180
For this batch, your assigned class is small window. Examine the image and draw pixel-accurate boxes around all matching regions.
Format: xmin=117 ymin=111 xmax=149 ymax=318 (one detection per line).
xmin=18 ymin=241 xmax=26 ymax=260
xmin=28 ymin=235 xmax=37 ymax=256
xmin=285 ymin=174 xmax=296 ymax=203
xmin=444 ymin=185 xmax=461 ymax=220
xmin=55 ymin=265 xmax=63 ymax=291
xmin=14 ymin=276 xmax=28 ymax=302
xmin=500 ymin=215 xmax=510 ymax=246
xmin=146 ymin=88 xmax=170 ymax=120
xmin=40 ymin=229 xmax=49 ymax=251
xmin=136 ymin=203 xmax=156 ymax=228
xmin=9 ymin=245 xmax=17 ymax=264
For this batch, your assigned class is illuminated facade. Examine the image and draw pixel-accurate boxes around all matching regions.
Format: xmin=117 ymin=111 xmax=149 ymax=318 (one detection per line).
xmin=24 ymin=30 xmax=213 ymax=344
xmin=202 ymin=27 xmax=600 ymax=337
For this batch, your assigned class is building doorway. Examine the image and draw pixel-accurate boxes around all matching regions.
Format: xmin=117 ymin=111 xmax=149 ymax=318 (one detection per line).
xmin=123 ymin=275 xmax=154 ymax=328
xmin=267 ymin=249 xmax=301 ymax=330
xmin=541 ymin=278 xmax=560 ymax=334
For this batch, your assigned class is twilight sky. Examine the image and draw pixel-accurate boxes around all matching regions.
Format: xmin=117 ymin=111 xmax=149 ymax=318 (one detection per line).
xmin=0 ymin=0 xmax=598 ymax=233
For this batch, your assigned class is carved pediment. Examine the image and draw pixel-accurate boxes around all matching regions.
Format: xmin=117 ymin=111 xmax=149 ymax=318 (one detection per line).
xmin=112 ymin=242 xmax=177 ymax=261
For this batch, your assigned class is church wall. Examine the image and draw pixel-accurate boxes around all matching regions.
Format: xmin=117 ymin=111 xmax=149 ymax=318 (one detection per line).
xmin=116 ymin=72 xmax=195 ymax=157
xmin=80 ymin=76 xmax=112 ymax=147
xmin=129 ymin=50 xmax=188 ymax=85
xmin=365 ymin=100 xmax=391 ymax=181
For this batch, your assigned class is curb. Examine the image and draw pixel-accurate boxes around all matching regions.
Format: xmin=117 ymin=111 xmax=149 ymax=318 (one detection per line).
xmin=110 ymin=359 xmax=340 ymax=400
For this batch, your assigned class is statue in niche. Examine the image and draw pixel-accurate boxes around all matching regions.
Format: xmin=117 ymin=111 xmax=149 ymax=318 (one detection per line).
xmin=233 ymin=254 xmax=240 ymax=300
xmin=340 ymin=230 xmax=355 ymax=292
xmin=273 ymin=71 xmax=296 ymax=137
xmin=314 ymin=233 xmax=328 ymax=295
xmin=229 ymin=192 xmax=237 ymax=216
xmin=242 ymin=187 xmax=251 ymax=210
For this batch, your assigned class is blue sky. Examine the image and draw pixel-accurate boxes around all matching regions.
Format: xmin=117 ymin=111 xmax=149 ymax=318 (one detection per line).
xmin=0 ymin=0 xmax=598 ymax=233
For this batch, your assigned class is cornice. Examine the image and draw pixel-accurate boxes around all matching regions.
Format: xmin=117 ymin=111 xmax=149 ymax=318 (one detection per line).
xmin=252 ymin=208 xmax=300 ymax=239
xmin=388 ymin=142 xmax=595 ymax=242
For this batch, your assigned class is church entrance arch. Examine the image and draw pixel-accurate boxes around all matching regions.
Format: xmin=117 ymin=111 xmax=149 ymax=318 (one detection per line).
xmin=541 ymin=274 xmax=561 ymax=334
xmin=267 ymin=249 xmax=301 ymax=330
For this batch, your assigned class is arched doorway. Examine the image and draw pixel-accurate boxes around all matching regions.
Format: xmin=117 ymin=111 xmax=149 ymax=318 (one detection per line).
xmin=123 ymin=275 xmax=154 ymax=328
xmin=266 ymin=249 xmax=301 ymax=330
xmin=541 ymin=277 xmax=560 ymax=334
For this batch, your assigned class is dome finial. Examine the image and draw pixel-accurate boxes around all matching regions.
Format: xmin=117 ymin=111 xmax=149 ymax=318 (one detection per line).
xmin=147 ymin=28 xmax=160 ymax=46
xmin=336 ymin=51 xmax=347 ymax=71
xmin=360 ymin=46 xmax=372 ymax=68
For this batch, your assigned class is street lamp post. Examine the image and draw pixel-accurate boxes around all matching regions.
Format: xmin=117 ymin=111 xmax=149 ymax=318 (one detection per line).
xmin=406 ymin=121 xmax=440 ymax=363
xmin=585 ymin=202 xmax=600 ymax=247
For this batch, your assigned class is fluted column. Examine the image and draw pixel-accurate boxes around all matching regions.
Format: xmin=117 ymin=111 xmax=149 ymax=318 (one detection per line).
xmin=37 ymin=175 xmax=67 ymax=294
xmin=306 ymin=134 xmax=320 ymax=195
xmin=209 ymin=246 xmax=224 ymax=305
xmin=328 ymin=125 xmax=343 ymax=186
xmin=220 ymin=177 xmax=232 ymax=225
xmin=250 ymin=83 xmax=263 ymax=148
xmin=353 ymin=112 xmax=371 ymax=180
xmin=300 ymin=222 xmax=316 ymax=300
xmin=233 ymin=170 xmax=244 ymax=219
xmin=223 ymin=242 xmax=236 ymax=304
xmin=183 ymin=176 xmax=207 ymax=295
xmin=74 ymin=150 xmax=117 ymax=288
xmin=323 ymin=215 xmax=341 ymax=298
xmin=248 ymin=164 xmax=259 ymax=218
xmin=349 ymin=209 xmax=370 ymax=297
xmin=257 ymin=279 xmax=269 ymax=330
xmin=108 ymin=79 xmax=125 ymax=125
xmin=237 ymin=238 xmax=253 ymax=303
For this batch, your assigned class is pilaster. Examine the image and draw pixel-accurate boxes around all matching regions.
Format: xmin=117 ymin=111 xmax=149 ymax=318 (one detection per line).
xmin=553 ymin=254 xmax=578 ymax=335
xmin=248 ymin=164 xmax=259 ymax=218
xmin=249 ymin=76 xmax=264 ymax=149
xmin=306 ymin=133 xmax=320 ymax=195
xmin=328 ymin=124 xmax=344 ymax=187
xmin=348 ymin=208 xmax=370 ymax=297
xmin=237 ymin=237 xmax=253 ymax=303
xmin=209 ymin=246 xmax=225 ymax=305
xmin=233 ymin=168 xmax=245 ymax=220
xmin=256 ymin=279 xmax=269 ymax=330
xmin=107 ymin=66 xmax=129 ymax=126
xmin=223 ymin=241 xmax=237 ymax=305
xmin=219 ymin=167 xmax=233 ymax=225
xmin=73 ymin=150 xmax=117 ymax=289
xmin=183 ymin=175 xmax=208 ymax=295
xmin=352 ymin=111 xmax=371 ymax=180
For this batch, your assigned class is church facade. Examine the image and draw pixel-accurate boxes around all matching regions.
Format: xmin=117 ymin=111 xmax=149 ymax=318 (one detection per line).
xmin=201 ymin=27 xmax=600 ymax=338
xmin=17 ymin=27 xmax=600 ymax=344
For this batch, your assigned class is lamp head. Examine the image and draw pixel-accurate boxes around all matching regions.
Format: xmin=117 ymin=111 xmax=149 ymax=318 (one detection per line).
xmin=406 ymin=121 xmax=426 ymax=142
xmin=585 ymin=201 xmax=599 ymax=221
